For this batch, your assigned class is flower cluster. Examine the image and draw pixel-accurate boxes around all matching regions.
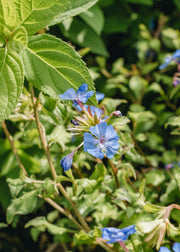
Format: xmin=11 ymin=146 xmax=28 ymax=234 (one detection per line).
xmin=59 ymin=84 xmax=121 ymax=171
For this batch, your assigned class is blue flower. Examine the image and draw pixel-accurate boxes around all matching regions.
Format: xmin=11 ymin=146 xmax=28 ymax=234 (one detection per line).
xmin=159 ymin=243 xmax=180 ymax=252
xmin=96 ymin=92 xmax=105 ymax=102
xmin=101 ymin=225 xmax=136 ymax=244
xmin=173 ymin=242 xmax=180 ymax=252
xmin=59 ymin=83 xmax=94 ymax=105
xmin=159 ymin=247 xmax=171 ymax=252
xmin=60 ymin=150 xmax=76 ymax=171
xmin=159 ymin=49 xmax=180 ymax=69
xmin=84 ymin=122 xmax=119 ymax=159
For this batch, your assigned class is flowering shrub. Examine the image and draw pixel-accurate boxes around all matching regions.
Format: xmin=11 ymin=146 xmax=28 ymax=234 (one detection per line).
xmin=1 ymin=1 xmax=180 ymax=252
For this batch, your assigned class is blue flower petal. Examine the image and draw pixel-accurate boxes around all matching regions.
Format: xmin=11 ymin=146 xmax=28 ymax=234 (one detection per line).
xmin=101 ymin=225 xmax=136 ymax=244
xmin=172 ymin=49 xmax=180 ymax=60
xmin=105 ymin=125 xmax=119 ymax=141
xmin=59 ymin=88 xmax=76 ymax=100
xmin=60 ymin=151 xmax=75 ymax=171
xmin=173 ymin=242 xmax=180 ymax=252
xmin=84 ymin=132 xmax=104 ymax=159
xmin=96 ymin=92 xmax=105 ymax=101
xmin=79 ymin=91 xmax=94 ymax=103
xmin=159 ymin=247 xmax=171 ymax=252
xmin=106 ymin=144 xmax=119 ymax=158
xmin=76 ymin=84 xmax=94 ymax=103
xmin=159 ymin=49 xmax=180 ymax=69
xmin=84 ymin=132 xmax=98 ymax=151
xmin=87 ymin=147 xmax=104 ymax=159
xmin=89 ymin=122 xmax=107 ymax=138
xmin=60 ymin=83 xmax=93 ymax=104
xmin=77 ymin=83 xmax=88 ymax=94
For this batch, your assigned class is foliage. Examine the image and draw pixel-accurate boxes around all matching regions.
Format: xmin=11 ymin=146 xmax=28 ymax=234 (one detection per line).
xmin=1 ymin=0 xmax=180 ymax=252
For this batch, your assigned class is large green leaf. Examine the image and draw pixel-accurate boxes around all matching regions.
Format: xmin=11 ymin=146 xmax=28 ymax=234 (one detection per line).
xmin=60 ymin=18 xmax=109 ymax=57
xmin=14 ymin=0 xmax=69 ymax=35
xmin=6 ymin=190 xmax=38 ymax=224
xmin=0 ymin=0 xmax=17 ymax=34
xmin=49 ymin=0 xmax=99 ymax=26
xmin=22 ymin=34 xmax=97 ymax=105
xmin=0 ymin=48 xmax=24 ymax=122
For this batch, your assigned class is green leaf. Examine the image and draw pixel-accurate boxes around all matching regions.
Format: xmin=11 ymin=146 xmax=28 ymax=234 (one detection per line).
xmin=79 ymin=4 xmax=104 ymax=35
xmin=101 ymin=98 xmax=127 ymax=114
xmin=145 ymin=170 xmax=166 ymax=187
xmin=0 ymin=0 xmax=17 ymax=33
xmin=17 ymin=149 xmax=41 ymax=173
xmin=14 ymin=0 xmax=68 ymax=35
xmin=90 ymin=163 xmax=106 ymax=183
xmin=110 ymin=116 xmax=130 ymax=130
xmin=113 ymin=188 xmax=132 ymax=202
xmin=55 ymin=175 xmax=72 ymax=183
xmin=7 ymin=178 xmax=25 ymax=198
xmin=174 ymin=0 xmax=180 ymax=9
xmin=144 ymin=203 xmax=163 ymax=213
xmin=76 ymin=178 xmax=97 ymax=194
xmin=38 ymin=180 xmax=56 ymax=198
xmin=60 ymin=18 xmax=109 ymax=57
xmin=74 ymin=230 xmax=94 ymax=245
xmin=124 ymin=0 xmax=153 ymax=6
xmin=25 ymin=216 xmax=75 ymax=235
xmin=0 ymin=49 xmax=24 ymax=123
xmin=129 ymin=75 xmax=147 ymax=99
xmin=49 ymin=0 xmax=99 ymax=26
xmin=0 ymin=223 xmax=8 ymax=229
xmin=165 ymin=116 xmax=180 ymax=129
xmin=47 ymin=125 xmax=72 ymax=151
xmin=22 ymin=34 xmax=96 ymax=105
xmin=6 ymin=190 xmax=38 ymax=224
xmin=161 ymin=28 xmax=180 ymax=49
xmin=7 ymin=26 xmax=28 ymax=52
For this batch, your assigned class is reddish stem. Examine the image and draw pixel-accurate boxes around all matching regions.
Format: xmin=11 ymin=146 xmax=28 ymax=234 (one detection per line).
xmin=118 ymin=241 xmax=129 ymax=252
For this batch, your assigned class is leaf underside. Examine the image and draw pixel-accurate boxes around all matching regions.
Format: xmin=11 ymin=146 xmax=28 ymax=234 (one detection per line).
xmin=0 ymin=48 xmax=24 ymax=122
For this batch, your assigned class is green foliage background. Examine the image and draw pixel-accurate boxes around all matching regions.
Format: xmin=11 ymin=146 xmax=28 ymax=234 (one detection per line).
xmin=0 ymin=0 xmax=180 ymax=251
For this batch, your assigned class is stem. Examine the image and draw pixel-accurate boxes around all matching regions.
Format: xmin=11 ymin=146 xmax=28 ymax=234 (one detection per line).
xmin=77 ymin=100 xmax=92 ymax=121
xmin=30 ymin=84 xmax=90 ymax=232
xmin=43 ymin=197 xmax=83 ymax=230
xmin=96 ymin=238 xmax=115 ymax=252
xmin=163 ymin=204 xmax=180 ymax=220
xmin=118 ymin=241 xmax=129 ymax=252
xmin=2 ymin=121 xmax=28 ymax=176
xmin=30 ymin=85 xmax=57 ymax=179
xmin=108 ymin=159 xmax=120 ymax=188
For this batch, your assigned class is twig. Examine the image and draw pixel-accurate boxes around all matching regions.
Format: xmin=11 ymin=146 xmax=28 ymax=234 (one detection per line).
xmin=43 ymin=197 xmax=83 ymax=230
xmin=2 ymin=121 xmax=28 ymax=176
xmin=108 ymin=158 xmax=120 ymax=188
